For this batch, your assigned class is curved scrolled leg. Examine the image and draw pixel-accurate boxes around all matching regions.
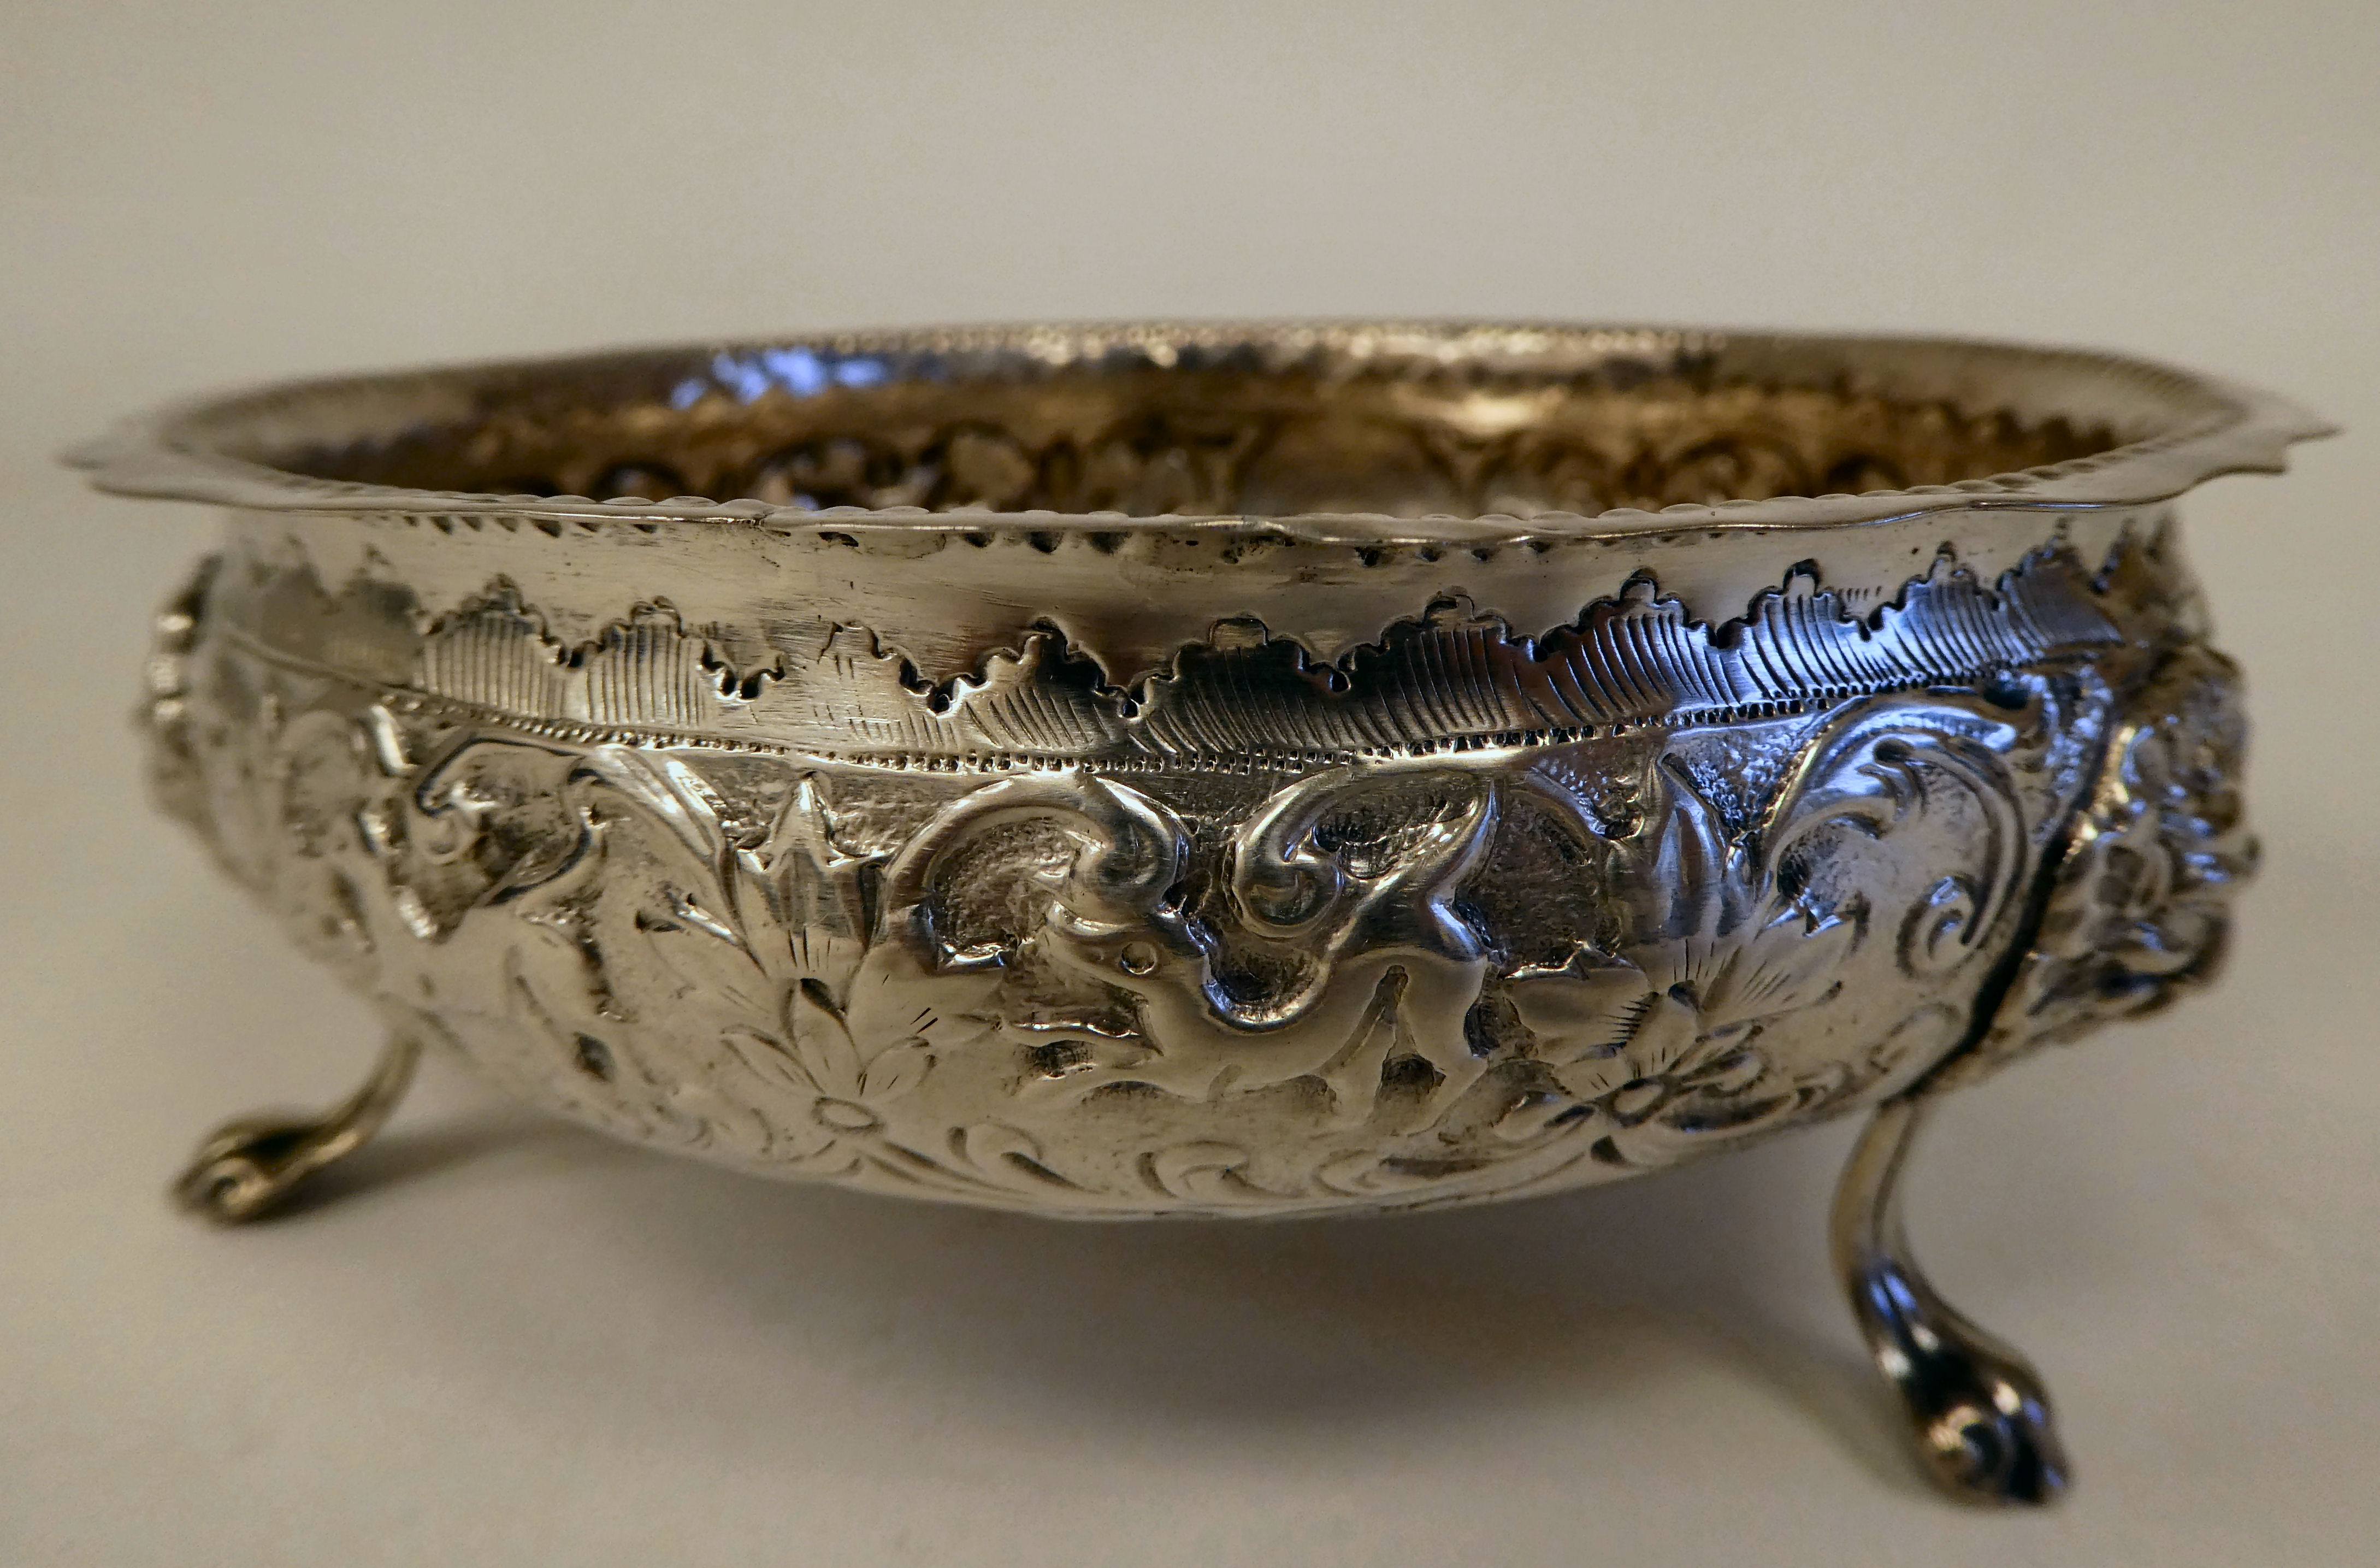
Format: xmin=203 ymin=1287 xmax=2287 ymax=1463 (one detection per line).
xmin=1831 ymin=1094 xmax=2070 ymax=1506
xmin=173 ymin=1031 xmax=423 ymax=1223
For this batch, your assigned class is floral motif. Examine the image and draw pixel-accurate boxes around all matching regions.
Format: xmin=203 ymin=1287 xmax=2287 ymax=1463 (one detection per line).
xmin=156 ymin=607 xmax=2165 ymax=1215
xmin=1952 ymin=644 xmax=2257 ymax=1083
xmin=1499 ymin=701 xmax=2036 ymax=1169
xmin=1510 ymin=912 xmax=1859 ymax=1132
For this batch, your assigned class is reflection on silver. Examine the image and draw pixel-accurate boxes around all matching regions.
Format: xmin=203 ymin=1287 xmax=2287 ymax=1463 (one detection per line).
xmin=80 ymin=321 xmax=2328 ymax=1500
xmin=173 ymin=1030 xmax=422 ymax=1223
xmin=1833 ymin=1095 xmax=2068 ymax=1505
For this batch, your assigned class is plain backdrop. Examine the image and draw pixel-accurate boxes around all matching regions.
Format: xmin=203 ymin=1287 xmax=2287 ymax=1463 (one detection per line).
xmin=3 ymin=4 xmax=2376 ymax=1564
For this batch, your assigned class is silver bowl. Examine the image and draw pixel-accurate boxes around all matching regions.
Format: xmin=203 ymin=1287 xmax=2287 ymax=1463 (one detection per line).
xmin=75 ymin=321 xmax=2330 ymax=1503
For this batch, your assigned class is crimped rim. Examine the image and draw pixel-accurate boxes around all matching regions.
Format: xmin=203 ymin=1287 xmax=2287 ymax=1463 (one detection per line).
xmin=67 ymin=320 xmax=2336 ymax=541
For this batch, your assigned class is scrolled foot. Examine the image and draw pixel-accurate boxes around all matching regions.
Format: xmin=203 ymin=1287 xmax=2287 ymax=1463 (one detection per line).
xmin=1832 ymin=1094 xmax=2070 ymax=1506
xmin=173 ymin=1031 xmax=423 ymax=1223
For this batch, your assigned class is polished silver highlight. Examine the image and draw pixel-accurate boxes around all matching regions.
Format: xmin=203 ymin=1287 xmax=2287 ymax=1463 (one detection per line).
xmin=83 ymin=321 xmax=2329 ymax=1502
xmin=1833 ymin=1094 xmax=2068 ymax=1505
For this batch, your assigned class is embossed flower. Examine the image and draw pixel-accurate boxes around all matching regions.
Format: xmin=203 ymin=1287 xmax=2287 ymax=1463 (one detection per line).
xmin=1506 ymin=908 xmax=1857 ymax=1129
xmin=771 ymin=930 xmax=938 ymax=1135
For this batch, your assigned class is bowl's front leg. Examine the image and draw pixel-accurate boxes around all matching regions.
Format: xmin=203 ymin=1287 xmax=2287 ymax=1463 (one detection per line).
xmin=1832 ymin=1093 xmax=2070 ymax=1506
xmin=172 ymin=1030 xmax=423 ymax=1224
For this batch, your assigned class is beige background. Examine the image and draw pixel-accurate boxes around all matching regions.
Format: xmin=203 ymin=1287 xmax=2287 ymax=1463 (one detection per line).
xmin=4 ymin=3 xmax=2376 ymax=1563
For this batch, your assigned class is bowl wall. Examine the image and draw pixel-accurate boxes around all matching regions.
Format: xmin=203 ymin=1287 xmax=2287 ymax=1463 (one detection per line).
xmin=141 ymin=493 xmax=2249 ymax=1216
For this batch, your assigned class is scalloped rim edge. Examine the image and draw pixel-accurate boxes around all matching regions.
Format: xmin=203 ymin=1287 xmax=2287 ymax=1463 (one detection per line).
xmin=66 ymin=321 xmax=2337 ymax=544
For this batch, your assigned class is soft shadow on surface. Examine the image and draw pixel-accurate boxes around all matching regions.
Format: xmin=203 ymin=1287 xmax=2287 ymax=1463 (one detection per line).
xmin=519 ymin=1113 xmax=1945 ymax=1494
xmin=243 ymin=1104 xmax=605 ymax=1221
xmin=152 ymin=1039 xmax=1988 ymax=1496
xmin=1702 ymin=1315 xmax=1934 ymax=1497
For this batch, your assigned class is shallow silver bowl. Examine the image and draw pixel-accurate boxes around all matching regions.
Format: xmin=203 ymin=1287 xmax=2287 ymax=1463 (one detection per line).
xmin=75 ymin=321 xmax=2329 ymax=1503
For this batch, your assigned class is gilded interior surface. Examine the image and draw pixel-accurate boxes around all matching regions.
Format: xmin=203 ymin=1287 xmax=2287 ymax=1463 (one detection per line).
xmin=281 ymin=357 xmax=2118 ymax=518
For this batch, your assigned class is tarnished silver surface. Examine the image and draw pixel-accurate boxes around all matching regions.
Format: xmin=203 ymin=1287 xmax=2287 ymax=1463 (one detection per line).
xmin=80 ymin=321 xmax=2328 ymax=1498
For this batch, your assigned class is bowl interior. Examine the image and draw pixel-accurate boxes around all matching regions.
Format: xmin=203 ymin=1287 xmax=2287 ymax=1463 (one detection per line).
xmin=264 ymin=336 xmax=2121 ymax=520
